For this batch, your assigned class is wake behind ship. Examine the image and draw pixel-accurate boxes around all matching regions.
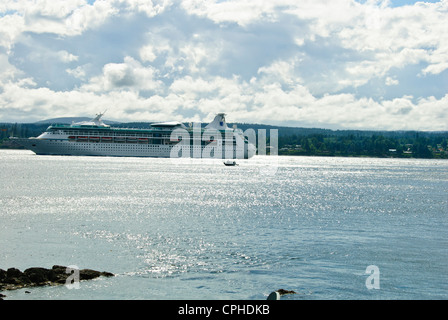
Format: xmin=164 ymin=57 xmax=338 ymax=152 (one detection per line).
xmin=11 ymin=113 xmax=256 ymax=159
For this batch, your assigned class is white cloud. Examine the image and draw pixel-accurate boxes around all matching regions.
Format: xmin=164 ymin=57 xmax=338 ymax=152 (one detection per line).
xmin=139 ymin=44 xmax=158 ymax=63
xmin=21 ymin=0 xmax=88 ymax=35
xmin=338 ymin=1 xmax=448 ymax=77
xmin=25 ymin=0 xmax=86 ymax=19
xmin=0 ymin=0 xmax=119 ymax=37
xmin=57 ymin=50 xmax=79 ymax=63
xmin=421 ymin=41 xmax=448 ymax=75
xmin=1 ymin=65 xmax=447 ymax=130
xmin=82 ymin=56 xmax=162 ymax=92
xmin=181 ymin=0 xmax=281 ymax=26
xmin=257 ymin=57 xmax=304 ymax=88
xmin=66 ymin=66 xmax=87 ymax=79
xmin=139 ymin=28 xmax=223 ymax=77
xmin=385 ymin=76 xmax=399 ymax=86
xmin=0 ymin=0 xmax=447 ymax=130
xmin=65 ymin=0 xmax=119 ymax=35
xmin=422 ymin=61 xmax=448 ymax=75
xmin=0 ymin=14 xmax=24 ymax=52
xmin=117 ymin=0 xmax=173 ymax=17
xmin=0 ymin=54 xmax=16 ymax=81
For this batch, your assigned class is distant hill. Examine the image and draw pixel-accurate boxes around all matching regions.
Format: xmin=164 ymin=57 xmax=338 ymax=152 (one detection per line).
xmin=7 ymin=117 xmax=446 ymax=138
xmin=35 ymin=117 xmax=90 ymax=124
xmin=35 ymin=117 xmax=120 ymax=125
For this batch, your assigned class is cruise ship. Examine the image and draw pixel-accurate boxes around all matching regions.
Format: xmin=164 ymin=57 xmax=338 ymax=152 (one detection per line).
xmin=11 ymin=113 xmax=256 ymax=159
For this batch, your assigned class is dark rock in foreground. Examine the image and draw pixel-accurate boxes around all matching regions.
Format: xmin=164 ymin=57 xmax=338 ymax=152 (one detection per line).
xmin=276 ymin=289 xmax=297 ymax=295
xmin=0 ymin=265 xmax=114 ymax=293
xmin=267 ymin=289 xmax=297 ymax=300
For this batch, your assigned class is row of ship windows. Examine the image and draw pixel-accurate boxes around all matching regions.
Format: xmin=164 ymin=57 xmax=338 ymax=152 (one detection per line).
xmin=48 ymin=139 xmax=239 ymax=146
xmin=46 ymin=141 xmax=243 ymax=151
xmin=48 ymin=131 xmax=241 ymax=141
xmin=49 ymin=131 xmax=163 ymax=137
xmin=51 ymin=131 xmax=241 ymax=139
xmin=57 ymin=144 xmax=169 ymax=149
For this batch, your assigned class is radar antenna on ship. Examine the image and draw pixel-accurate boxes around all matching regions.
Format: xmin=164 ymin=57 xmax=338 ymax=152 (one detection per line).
xmin=74 ymin=111 xmax=110 ymax=127
xmin=93 ymin=110 xmax=107 ymax=121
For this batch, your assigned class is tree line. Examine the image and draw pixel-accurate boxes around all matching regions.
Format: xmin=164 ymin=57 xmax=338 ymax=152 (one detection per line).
xmin=277 ymin=132 xmax=448 ymax=158
xmin=1 ymin=122 xmax=447 ymax=159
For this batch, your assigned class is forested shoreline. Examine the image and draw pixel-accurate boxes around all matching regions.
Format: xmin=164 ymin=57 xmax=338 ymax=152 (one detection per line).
xmin=277 ymin=133 xmax=447 ymax=158
xmin=1 ymin=122 xmax=447 ymax=159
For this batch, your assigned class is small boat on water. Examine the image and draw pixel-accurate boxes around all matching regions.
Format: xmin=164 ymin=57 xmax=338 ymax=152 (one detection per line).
xmin=224 ymin=160 xmax=238 ymax=166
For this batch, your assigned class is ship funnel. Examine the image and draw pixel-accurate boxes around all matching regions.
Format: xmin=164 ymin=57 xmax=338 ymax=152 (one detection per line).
xmin=205 ymin=113 xmax=228 ymax=130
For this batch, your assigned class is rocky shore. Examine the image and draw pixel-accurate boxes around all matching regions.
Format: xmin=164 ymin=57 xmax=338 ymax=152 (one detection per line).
xmin=0 ymin=265 xmax=114 ymax=298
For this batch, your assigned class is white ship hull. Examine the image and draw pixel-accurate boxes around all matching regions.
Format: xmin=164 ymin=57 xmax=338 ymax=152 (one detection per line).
xmin=14 ymin=137 xmax=253 ymax=159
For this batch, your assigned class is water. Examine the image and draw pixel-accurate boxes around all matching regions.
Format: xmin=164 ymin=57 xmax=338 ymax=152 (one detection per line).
xmin=1 ymin=150 xmax=447 ymax=300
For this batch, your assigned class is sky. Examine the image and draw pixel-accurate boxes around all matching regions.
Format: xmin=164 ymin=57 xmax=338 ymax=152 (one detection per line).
xmin=0 ymin=0 xmax=447 ymax=130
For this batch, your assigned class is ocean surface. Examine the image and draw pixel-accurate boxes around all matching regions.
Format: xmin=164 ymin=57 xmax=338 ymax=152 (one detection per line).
xmin=1 ymin=149 xmax=447 ymax=300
